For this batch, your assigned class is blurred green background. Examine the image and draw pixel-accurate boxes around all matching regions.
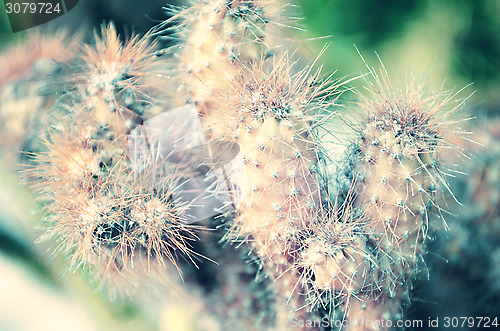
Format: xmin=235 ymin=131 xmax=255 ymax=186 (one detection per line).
xmin=297 ymin=0 xmax=500 ymax=109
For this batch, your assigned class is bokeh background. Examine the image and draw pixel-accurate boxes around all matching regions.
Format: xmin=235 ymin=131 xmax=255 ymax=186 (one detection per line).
xmin=0 ymin=1 xmax=499 ymax=330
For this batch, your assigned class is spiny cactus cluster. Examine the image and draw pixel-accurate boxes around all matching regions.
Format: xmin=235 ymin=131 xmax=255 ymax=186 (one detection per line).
xmin=321 ymin=67 xmax=468 ymax=328
xmin=1 ymin=0 xmax=495 ymax=330
xmin=28 ymin=25 xmax=203 ymax=290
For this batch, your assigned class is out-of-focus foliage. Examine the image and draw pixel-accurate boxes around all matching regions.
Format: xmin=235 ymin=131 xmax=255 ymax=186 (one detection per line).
xmin=297 ymin=0 xmax=500 ymax=107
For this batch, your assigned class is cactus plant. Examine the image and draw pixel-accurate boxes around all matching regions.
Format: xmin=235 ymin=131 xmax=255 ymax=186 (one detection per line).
xmin=25 ymin=24 xmax=206 ymax=293
xmin=1 ymin=1 xmax=496 ymax=330
xmin=308 ymin=64 xmax=468 ymax=329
